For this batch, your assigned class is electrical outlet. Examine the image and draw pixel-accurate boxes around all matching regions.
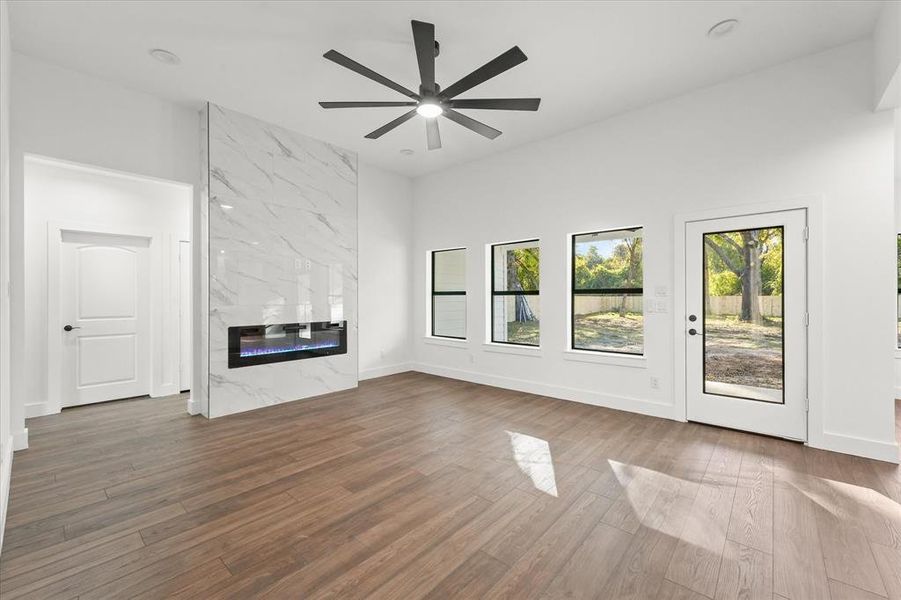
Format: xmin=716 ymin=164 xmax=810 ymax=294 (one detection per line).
xmin=650 ymin=377 xmax=659 ymax=389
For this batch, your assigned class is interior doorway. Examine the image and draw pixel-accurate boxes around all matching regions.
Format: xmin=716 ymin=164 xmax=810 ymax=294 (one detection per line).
xmin=25 ymin=155 xmax=193 ymax=415
xmin=684 ymin=209 xmax=808 ymax=440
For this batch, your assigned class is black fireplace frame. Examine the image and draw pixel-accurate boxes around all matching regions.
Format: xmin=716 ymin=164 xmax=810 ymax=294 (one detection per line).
xmin=228 ymin=321 xmax=347 ymax=369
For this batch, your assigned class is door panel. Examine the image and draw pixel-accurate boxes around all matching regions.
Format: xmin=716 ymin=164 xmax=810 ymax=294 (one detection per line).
xmin=77 ymin=246 xmax=138 ymax=319
xmin=60 ymin=231 xmax=151 ymax=407
xmin=77 ymin=334 xmax=137 ymax=387
xmin=686 ymin=210 xmax=807 ymax=441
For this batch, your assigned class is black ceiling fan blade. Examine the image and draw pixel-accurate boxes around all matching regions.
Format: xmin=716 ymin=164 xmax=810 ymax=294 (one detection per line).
xmin=426 ymin=119 xmax=441 ymax=150
xmin=412 ymin=20 xmax=436 ymax=94
xmin=319 ymin=101 xmax=418 ymax=108
xmin=448 ymin=98 xmax=540 ymax=111
xmin=440 ymin=46 xmax=528 ymax=99
xmin=364 ymin=109 xmax=418 ymax=139
xmin=442 ymin=109 xmax=502 ymax=139
xmin=323 ymin=50 xmax=420 ymax=100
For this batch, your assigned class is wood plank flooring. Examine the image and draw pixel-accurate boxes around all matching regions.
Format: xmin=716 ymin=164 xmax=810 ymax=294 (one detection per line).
xmin=1 ymin=373 xmax=899 ymax=599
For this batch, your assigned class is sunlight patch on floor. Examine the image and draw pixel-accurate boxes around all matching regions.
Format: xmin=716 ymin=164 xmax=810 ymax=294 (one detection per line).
xmin=506 ymin=430 xmax=558 ymax=497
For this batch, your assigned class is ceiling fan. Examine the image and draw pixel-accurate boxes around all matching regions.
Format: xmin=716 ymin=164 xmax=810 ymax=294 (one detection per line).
xmin=319 ymin=20 xmax=540 ymax=150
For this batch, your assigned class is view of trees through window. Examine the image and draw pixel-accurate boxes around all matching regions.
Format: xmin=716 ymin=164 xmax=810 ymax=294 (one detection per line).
xmin=492 ymin=241 xmax=540 ymax=346
xmin=703 ymin=227 xmax=784 ymax=402
xmin=572 ymin=229 xmax=643 ymax=354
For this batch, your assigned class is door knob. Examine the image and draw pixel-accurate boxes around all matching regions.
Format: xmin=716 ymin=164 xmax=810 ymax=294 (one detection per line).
xmin=63 ymin=325 xmax=81 ymax=332
xmin=688 ymin=314 xmax=697 ymax=322
xmin=688 ymin=328 xmax=699 ymax=336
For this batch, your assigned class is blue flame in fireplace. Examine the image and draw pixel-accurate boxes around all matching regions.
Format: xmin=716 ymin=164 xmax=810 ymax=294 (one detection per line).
xmin=239 ymin=340 xmax=340 ymax=358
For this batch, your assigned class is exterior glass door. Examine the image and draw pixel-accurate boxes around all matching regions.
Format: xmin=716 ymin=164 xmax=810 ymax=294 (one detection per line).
xmin=686 ymin=210 xmax=807 ymax=440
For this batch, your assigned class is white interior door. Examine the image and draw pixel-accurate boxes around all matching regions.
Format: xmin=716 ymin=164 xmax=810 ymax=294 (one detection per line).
xmin=59 ymin=230 xmax=151 ymax=407
xmin=685 ymin=209 xmax=807 ymax=440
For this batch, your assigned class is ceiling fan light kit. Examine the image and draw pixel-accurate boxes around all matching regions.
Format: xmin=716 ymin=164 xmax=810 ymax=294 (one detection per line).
xmin=319 ymin=19 xmax=541 ymax=150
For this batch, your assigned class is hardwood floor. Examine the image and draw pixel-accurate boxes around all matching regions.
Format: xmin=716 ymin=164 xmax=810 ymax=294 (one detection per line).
xmin=1 ymin=372 xmax=899 ymax=599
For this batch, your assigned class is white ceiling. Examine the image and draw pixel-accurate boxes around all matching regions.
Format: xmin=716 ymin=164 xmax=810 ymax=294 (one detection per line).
xmin=9 ymin=1 xmax=884 ymax=178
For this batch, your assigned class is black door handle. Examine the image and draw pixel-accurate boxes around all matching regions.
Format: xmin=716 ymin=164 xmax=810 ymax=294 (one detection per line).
xmin=63 ymin=325 xmax=81 ymax=332
xmin=688 ymin=328 xmax=699 ymax=336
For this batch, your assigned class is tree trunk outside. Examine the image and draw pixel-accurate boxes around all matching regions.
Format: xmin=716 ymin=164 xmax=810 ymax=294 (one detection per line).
xmin=739 ymin=230 xmax=763 ymax=325
xmin=506 ymin=249 xmax=535 ymax=323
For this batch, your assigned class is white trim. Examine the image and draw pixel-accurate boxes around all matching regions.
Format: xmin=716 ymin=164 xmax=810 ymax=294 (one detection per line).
xmin=423 ymin=336 xmax=468 ymax=348
xmin=360 ymin=362 xmax=413 ymax=380
xmin=25 ymin=402 xmax=51 ymax=418
xmin=562 ymin=349 xmax=647 ymax=368
xmin=0 ymin=436 xmax=12 ymax=554
xmin=412 ymin=362 xmax=673 ymax=419
xmin=482 ymin=342 xmax=542 ymax=357
xmin=11 ymin=428 xmax=27 ymax=451
xmin=894 ymin=387 xmax=901 ymax=400
xmin=813 ymin=431 xmax=899 ymax=464
xmin=673 ymin=196 xmax=825 ymax=440
xmin=186 ymin=394 xmax=200 ymax=416
xmin=24 ymin=153 xmax=192 ymax=192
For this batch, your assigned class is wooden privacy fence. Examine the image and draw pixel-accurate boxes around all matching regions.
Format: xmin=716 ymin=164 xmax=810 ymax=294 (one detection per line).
xmin=707 ymin=295 xmax=782 ymax=317
xmin=573 ymin=295 xmax=782 ymax=317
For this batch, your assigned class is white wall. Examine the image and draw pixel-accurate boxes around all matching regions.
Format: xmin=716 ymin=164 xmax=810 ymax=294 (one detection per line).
xmin=23 ymin=157 xmax=190 ymax=417
xmin=411 ymin=41 xmax=898 ymax=462
xmin=9 ymin=53 xmax=201 ymax=446
xmin=874 ymin=0 xmax=901 ymax=109
xmin=9 ymin=53 xmax=416 ymax=426
xmin=358 ymin=163 xmax=414 ymax=379
xmin=0 ymin=0 xmax=13 ymax=553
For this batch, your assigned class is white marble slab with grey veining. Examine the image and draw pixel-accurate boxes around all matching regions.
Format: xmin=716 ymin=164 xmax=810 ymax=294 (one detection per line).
xmin=204 ymin=103 xmax=358 ymax=418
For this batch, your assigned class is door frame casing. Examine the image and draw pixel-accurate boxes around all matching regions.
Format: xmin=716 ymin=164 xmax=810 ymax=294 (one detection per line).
xmin=46 ymin=221 xmax=172 ymax=415
xmin=672 ymin=196 xmax=824 ymax=450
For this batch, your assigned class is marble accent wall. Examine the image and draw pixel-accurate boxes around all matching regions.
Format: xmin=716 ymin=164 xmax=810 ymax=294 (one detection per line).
xmin=200 ymin=103 xmax=358 ymax=418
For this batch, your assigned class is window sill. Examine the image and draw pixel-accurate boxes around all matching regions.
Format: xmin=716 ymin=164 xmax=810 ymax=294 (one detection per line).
xmin=482 ymin=342 xmax=542 ymax=357
xmin=562 ymin=349 xmax=647 ymax=368
xmin=423 ymin=336 xmax=468 ymax=348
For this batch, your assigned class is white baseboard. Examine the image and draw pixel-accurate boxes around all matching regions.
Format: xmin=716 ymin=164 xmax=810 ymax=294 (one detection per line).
xmin=25 ymin=402 xmax=53 ymax=418
xmin=360 ymin=362 xmax=413 ymax=381
xmin=11 ymin=429 xmax=27 ymax=452
xmin=411 ymin=362 xmax=675 ymax=420
xmin=186 ymin=395 xmax=200 ymax=415
xmin=813 ymin=431 xmax=899 ymax=464
xmin=0 ymin=436 xmax=13 ymax=554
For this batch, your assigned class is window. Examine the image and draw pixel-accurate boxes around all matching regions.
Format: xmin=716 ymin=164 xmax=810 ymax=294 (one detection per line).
xmin=431 ymin=248 xmax=466 ymax=339
xmin=572 ymin=228 xmax=643 ymax=354
xmin=491 ymin=240 xmax=540 ymax=346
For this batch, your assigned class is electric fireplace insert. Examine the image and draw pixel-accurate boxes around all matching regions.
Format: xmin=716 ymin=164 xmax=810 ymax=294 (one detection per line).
xmin=228 ymin=321 xmax=347 ymax=368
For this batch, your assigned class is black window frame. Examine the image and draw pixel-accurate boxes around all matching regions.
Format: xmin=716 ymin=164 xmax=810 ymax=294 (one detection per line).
xmin=430 ymin=248 xmax=467 ymax=340
xmin=570 ymin=227 xmax=644 ymax=355
xmin=490 ymin=239 xmax=540 ymax=347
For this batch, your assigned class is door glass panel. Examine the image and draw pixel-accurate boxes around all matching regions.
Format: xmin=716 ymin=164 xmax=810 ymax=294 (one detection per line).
xmin=703 ymin=227 xmax=784 ymax=403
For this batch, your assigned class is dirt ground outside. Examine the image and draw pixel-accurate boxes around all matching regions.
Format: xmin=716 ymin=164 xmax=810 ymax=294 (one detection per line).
xmin=704 ymin=316 xmax=783 ymax=390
